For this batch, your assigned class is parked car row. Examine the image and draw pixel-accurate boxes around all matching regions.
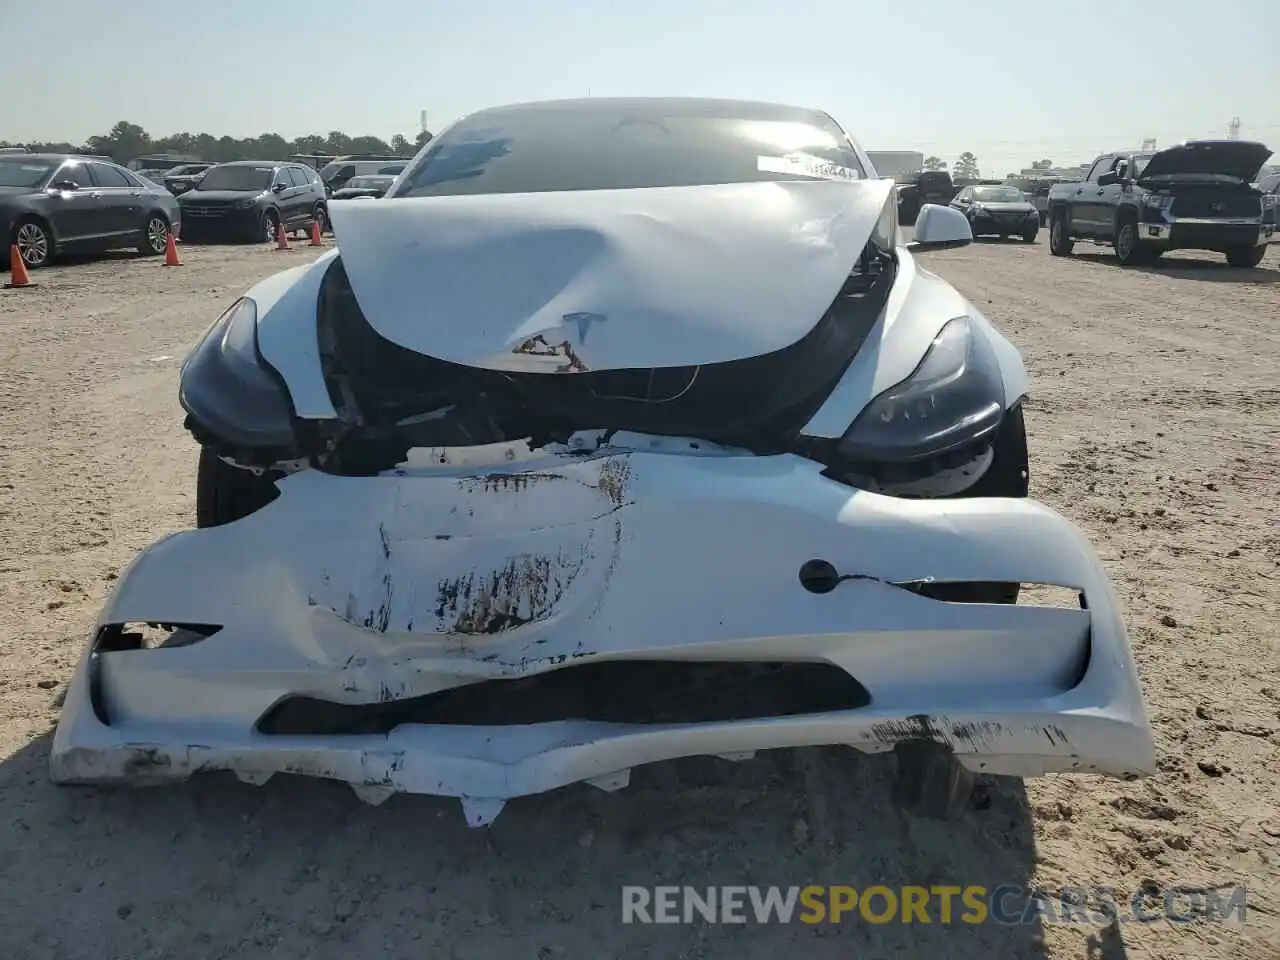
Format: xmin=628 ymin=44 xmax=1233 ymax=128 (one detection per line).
xmin=0 ymin=150 xmax=411 ymax=268
xmin=317 ymin=156 xmax=407 ymax=195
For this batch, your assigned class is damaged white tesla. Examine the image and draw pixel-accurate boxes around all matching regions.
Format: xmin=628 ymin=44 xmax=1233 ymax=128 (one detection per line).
xmin=51 ymin=97 xmax=1156 ymax=826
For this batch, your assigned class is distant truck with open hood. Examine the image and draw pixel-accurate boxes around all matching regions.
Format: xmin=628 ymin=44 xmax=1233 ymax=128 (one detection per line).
xmin=1046 ymin=140 xmax=1275 ymax=268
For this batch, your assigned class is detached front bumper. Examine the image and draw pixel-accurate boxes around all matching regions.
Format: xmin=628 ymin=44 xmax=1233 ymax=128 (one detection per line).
xmin=50 ymin=450 xmax=1155 ymax=824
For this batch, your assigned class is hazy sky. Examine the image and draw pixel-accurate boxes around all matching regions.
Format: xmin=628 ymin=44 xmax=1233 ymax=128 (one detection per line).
xmin=2 ymin=0 xmax=1277 ymax=175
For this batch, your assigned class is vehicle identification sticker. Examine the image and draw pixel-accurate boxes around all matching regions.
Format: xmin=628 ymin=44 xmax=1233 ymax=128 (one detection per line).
xmin=758 ymin=153 xmax=862 ymax=181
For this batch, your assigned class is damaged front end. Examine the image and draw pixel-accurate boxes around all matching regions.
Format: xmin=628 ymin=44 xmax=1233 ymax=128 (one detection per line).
xmin=52 ymin=442 xmax=1155 ymax=825
xmin=53 ymin=179 xmax=1155 ymax=824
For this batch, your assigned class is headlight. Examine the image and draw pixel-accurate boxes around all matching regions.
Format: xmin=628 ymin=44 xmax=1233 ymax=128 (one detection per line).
xmin=838 ymin=316 xmax=1005 ymax=464
xmin=178 ymin=298 xmax=296 ymax=452
xmin=234 ymin=196 xmax=260 ymax=209
xmin=1143 ymin=194 xmax=1173 ymax=209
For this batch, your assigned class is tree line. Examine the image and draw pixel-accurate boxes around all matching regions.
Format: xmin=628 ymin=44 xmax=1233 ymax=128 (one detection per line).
xmin=922 ymin=152 xmax=983 ymax=178
xmin=0 ymin=120 xmax=433 ymax=164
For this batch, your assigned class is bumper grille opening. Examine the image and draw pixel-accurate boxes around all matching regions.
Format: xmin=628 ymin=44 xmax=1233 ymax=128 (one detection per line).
xmin=89 ymin=622 xmax=223 ymax=726
xmin=905 ymin=581 xmax=1085 ymax=607
xmin=255 ymin=660 xmax=872 ymax=735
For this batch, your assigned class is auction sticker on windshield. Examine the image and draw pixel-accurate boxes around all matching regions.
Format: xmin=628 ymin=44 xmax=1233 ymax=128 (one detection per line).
xmin=758 ymin=153 xmax=862 ymax=181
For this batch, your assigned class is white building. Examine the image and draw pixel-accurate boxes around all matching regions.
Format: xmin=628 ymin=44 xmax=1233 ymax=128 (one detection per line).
xmin=866 ymin=150 xmax=924 ymax=180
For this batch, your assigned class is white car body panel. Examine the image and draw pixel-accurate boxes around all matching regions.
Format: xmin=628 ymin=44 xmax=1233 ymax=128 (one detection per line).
xmin=51 ymin=441 xmax=1155 ymax=826
xmin=251 ymin=250 xmax=340 ymax=420
xmin=325 ymin=179 xmax=896 ymax=371
xmin=800 ymin=249 xmax=1029 ymax=438
xmin=247 ymin=200 xmax=1028 ymax=436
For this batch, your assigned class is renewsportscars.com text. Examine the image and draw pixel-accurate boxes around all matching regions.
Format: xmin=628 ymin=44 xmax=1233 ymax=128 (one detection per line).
xmin=621 ymin=884 xmax=1249 ymax=926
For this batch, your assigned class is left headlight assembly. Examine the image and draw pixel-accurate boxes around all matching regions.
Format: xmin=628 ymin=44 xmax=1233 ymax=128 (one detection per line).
xmin=179 ymin=297 xmax=296 ymax=452
xmin=838 ymin=316 xmax=1005 ymax=465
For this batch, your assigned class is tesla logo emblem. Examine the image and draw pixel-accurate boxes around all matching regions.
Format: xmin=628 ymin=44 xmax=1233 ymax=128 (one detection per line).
xmin=1211 ymin=202 xmax=1226 ymax=212
xmin=562 ymin=312 xmax=606 ymax=342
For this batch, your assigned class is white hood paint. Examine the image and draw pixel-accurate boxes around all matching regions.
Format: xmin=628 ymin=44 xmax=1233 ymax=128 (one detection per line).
xmin=326 ymin=178 xmax=896 ymax=371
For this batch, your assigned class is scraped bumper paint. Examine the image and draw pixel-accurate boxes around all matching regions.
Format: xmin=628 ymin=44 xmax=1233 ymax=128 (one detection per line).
xmin=50 ymin=446 xmax=1155 ymax=826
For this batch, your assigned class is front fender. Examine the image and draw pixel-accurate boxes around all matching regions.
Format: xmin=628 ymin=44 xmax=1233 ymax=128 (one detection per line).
xmin=799 ymin=249 xmax=1029 ymax=439
xmin=248 ymin=251 xmax=341 ymax=420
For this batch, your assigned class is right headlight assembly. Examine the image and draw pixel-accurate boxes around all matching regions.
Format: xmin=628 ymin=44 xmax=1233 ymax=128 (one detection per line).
xmin=837 ymin=316 xmax=1005 ymax=465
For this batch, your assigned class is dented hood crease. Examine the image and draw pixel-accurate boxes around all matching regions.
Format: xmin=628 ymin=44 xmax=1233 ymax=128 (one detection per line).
xmin=326 ymin=179 xmax=896 ymax=371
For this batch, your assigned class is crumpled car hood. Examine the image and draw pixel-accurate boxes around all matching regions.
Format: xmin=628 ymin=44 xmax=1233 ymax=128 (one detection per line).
xmin=326 ymin=178 xmax=896 ymax=372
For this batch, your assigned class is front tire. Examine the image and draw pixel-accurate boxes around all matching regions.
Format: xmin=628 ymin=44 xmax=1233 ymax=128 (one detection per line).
xmin=1022 ymin=225 xmax=1039 ymax=243
xmin=1049 ymin=211 xmax=1073 ymax=256
xmin=261 ymin=209 xmax=279 ymax=244
xmin=12 ymin=217 xmax=53 ymax=269
xmin=1225 ymin=245 xmax=1267 ymax=268
xmin=136 ymin=213 xmax=170 ymax=256
xmin=196 ymin=447 xmax=281 ymax=528
xmin=1114 ymin=217 xmax=1152 ymax=265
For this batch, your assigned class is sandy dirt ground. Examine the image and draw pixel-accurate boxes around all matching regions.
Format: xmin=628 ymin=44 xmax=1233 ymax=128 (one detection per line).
xmin=0 ymin=236 xmax=1277 ymax=960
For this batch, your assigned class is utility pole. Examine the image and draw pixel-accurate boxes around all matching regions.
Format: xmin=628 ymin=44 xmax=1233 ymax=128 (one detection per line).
xmin=1228 ymin=117 xmax=1240 ymax=140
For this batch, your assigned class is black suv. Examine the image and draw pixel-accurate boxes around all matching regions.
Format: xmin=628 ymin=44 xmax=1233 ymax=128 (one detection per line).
xmin=177 ymin=161 xmax=327 ymax=243
xmin=896 ymin=170 xmax=955 ymax=223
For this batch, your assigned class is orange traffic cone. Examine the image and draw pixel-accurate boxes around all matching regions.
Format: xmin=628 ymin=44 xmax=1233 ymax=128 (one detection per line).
xmin=274 ymin=220 xmax=291 ymax=251
xmin=4 ymin=244 xmax=36 ymax=289
xmin=163 ymin=231 xmax=183 ymax=267
xmin=309 ymin=220 xmax=325 ymax=247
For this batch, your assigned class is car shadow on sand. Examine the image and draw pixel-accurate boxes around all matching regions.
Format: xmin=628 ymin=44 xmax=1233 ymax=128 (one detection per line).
xmin=1071 ymin=250 xmax=1280 ymax=283
xmin=0 ymin=729 xmax=1077 ymax=960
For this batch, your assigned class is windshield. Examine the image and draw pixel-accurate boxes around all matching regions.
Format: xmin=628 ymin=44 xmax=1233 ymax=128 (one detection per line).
xmin=0 ymin=159 xmax=55 ymax=188
xmin=395 ymin=102 xmax=865 ymax=197
xmin=196 ymin=166 xmax=273 ymax=192
xmin=345 ymin=176 xmax=388 ymax=190
xmin=972 ymin=186 xmax=1026 ymax=202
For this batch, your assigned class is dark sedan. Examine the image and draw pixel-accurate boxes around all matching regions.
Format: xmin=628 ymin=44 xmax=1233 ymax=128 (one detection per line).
xmin=163 ymin=162 xmax=216 ymax=196
xmin=177 ymin=160 xmax=327 ymax=243
xmin=0 ymin=153 xmax=181 ymax=269
xmin=330 ymin=174 xmax=398 ymax=200
xmin=951 ymin=184 xmax=1040 ymax=242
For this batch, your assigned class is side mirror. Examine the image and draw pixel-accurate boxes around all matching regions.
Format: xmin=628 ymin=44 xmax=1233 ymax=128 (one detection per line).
xmin=908 ymin=203 xmax=973 ymax=251
xmin=1097 ymin=171 xmax=1120 ymax=187
xmin=272 ymin=181 xmax=287 ymax=192
xmin=49 ymin=180 xmax=79 ymax=192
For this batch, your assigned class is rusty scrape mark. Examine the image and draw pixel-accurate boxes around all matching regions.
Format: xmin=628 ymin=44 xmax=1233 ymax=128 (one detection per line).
xmin=870 ymin=715 xmax=1011 ymax=751
xmin=434 ymin=548 xmax=586 ymax=635
xmin=122 ymin=747 xmax=171 ymax=776
xmin=513 ymin=333 xmax=588 ymax=373
xmin=596 ymin=458 xmax=633 ymax=507
xmin=458 ymin=472 xmax=565 ymax=495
